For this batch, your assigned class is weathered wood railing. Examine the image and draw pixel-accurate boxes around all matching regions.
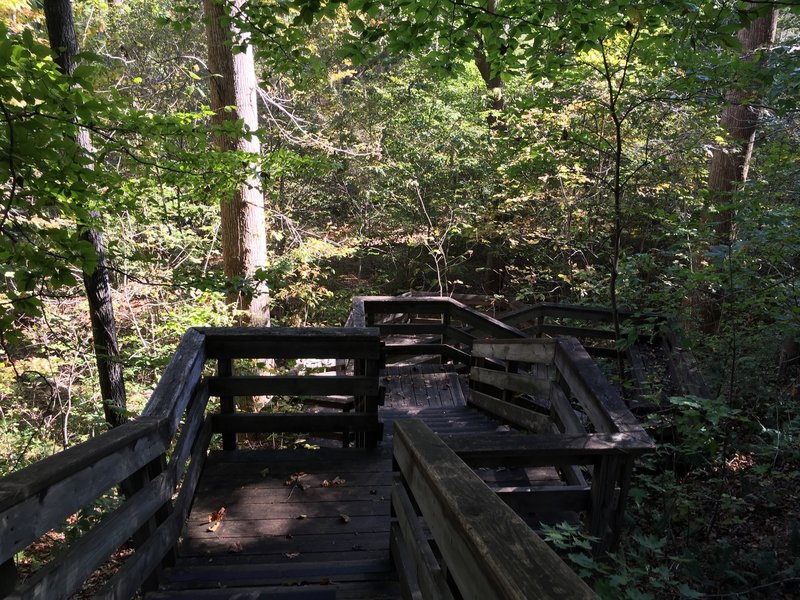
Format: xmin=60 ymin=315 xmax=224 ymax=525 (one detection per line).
xmin=348 ymin=296 xmax=710 ymax=404
xmin=461 ymin=336 xmax=654 ymax=551
xmin=391 ymin=420 xmax=598 ymax=600
xmin=496 ymin=303 xmax=661 ymax=356
xmin=345 ymin=295 xmax=527 ymax=369
xmin=0 ymin=327 xmax=383 ymax=599
xmin=202 ymin=327 xmax=384 ymax=449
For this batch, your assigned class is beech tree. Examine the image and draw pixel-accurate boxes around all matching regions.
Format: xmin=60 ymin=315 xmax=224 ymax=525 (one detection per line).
xmin=203 ymin=0 xmax=270 ymax=326
xmin=42 ymin=0 xmax=127 ymax=428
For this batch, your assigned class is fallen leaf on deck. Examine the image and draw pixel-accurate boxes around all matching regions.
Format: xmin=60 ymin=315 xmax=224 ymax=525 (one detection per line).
xmin=207 ymin=521 xmax=221 ymax=532
xmin=339 ymin=514 xmax=351 ymax=524
xmin=285 ymin=552 xmax=300 ymax=559
xmin=259 ymin=467 xmax=270 ymax=477
xmin=322 ymin=476 xmax=346 ymax=487
xmin=207 ymin=507 xmax=226 ymax=523
xmin=284 ymin=472 xmax=306 ymax=486
xmin=229 ymin=542 xmax=242 ymax=553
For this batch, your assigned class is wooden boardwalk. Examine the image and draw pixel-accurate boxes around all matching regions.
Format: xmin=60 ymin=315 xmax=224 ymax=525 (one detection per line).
xmin=160 ymin=364 xmax=561 ymax=599
xmin=2 ymin=310 xmax=653 ymax=600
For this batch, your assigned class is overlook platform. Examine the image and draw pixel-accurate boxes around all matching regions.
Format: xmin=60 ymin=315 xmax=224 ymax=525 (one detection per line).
xmin=1 ymin=296 xmax=655 ymax=600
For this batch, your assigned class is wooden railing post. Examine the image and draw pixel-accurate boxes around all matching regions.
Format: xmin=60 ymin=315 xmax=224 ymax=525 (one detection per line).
xmin=218 ymin=357 xmax=236 ymax=451
xmin=441 ymin=304 xmax=451 ymax=360
xmin=589 ymin=455 xmax=622 ymax=553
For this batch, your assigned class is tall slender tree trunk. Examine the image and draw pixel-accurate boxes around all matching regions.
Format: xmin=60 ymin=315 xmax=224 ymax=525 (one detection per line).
xmin=708 ymin=7 xmax=778 ymax=244
xmin=473 ymin=0 xmax=507 ymax=294
xmin=203 ymin=0 xmax=270 ymax=326
xmin=43 ymin=0 xmax=127 ymax=428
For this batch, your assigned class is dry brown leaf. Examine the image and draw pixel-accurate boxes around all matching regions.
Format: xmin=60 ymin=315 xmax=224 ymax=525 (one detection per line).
xmin=206 ymin=521 xmax=221 ymax=532
xmin=322 ymin=476 xmax=346 ymax=488
xmin=207 ymin=507 xmax=226 ymax=523
xmin=284 ymin=472 xmax=306 ymax=486
xmin=339 ymin=514 xmax=351 ymax=524
xmin=229 ymin=541 xmax=242 ymax=553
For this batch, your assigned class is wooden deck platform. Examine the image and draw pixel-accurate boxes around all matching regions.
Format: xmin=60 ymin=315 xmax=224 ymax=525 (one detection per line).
xmin=2 ymin=311 xmax=654 ymax=600
xmin=162 ymin=364 xmax=562 ymax=599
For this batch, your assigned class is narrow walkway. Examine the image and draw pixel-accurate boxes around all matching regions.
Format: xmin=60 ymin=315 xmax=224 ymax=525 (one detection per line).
xmin=153 ymin=365 xmax=561 ymax=599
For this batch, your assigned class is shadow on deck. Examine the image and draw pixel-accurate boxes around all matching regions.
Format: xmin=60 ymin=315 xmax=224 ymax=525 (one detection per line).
xmin=0 ymin=296 xmax=655 ymax=600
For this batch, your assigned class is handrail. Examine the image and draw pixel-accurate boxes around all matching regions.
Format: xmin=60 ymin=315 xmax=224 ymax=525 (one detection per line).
xmin=391 ymin=420 xmax=597 ymax=600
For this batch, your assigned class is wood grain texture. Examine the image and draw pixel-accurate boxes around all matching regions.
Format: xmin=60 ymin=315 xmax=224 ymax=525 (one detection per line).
xmin=468 ymin=390 xmax=552 ymax=433
xmin=208 ymin=375 xmax=379 ymax=397
xmin=141 ymin=328 xmax=206 ymax=435
xmin=211 ymin=413 xmax=382 ymax=435
xmin=441 ymin=431 xmax=653 ymax=468
xmin=393 ymin=420 xmax=597 ymax=599
xmin=472 ymin=338 xmax=556 ymax=364
xmin=199 ymin=327 xmax=382 ymax=359
xmin=390 ymin=478 xmax=455 ymax=600
xmin=469 ymin=367 xmax=552 ymax=397
xmin=554 ymin=337 xmax=646 ymax=435
xmin=0 ymin=418 xmax=167 ymax=563
xmin=96 ymin=417 xmax=213 ymax=599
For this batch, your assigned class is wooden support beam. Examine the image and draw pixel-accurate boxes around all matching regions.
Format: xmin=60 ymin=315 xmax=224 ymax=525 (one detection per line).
xmin=217 ymin=357 xmax=235 ymax=451
xmin=95 ymin=418 xmax=213 ymax=600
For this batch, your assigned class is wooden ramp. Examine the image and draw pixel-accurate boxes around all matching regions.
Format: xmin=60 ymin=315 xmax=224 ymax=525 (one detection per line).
xmin=156 ymin=365 xmax=562 ymax=599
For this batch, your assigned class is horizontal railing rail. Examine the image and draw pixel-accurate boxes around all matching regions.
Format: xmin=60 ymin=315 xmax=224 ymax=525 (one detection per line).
xmin=0 ymin=326 xmax=384 ymax=599
xmin=201 ymin=326 xmax=384 ymax=450
xmin=465 ymin=336 xmax=654 ymax=551
xmin=391 ymin=420 xmax=598 ymax=600
xmin=344 ymin=296 xmax=526 ymax=370
xmin=0 ymin=328 xmax=208 ymax=600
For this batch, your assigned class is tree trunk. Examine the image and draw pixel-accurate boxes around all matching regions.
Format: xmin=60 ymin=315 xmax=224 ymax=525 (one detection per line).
xmin=708 ymin=7 xmax=778 ymax=244
xmin=43 ymin=0 xmax=127 ymax=428
xmin=203 ymin=0 xmax=270 ymax=327
xmin=472 ymin=0 xmax=507 ymax=294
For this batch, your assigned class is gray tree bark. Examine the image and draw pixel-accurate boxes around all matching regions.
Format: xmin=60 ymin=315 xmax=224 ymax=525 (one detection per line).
xmin=43 ymin=0 xmax=127 ymax=428
xmin=708 ymin=7 xmax=778 ymax=244
xmin=203 ymin=0 xmax=270 ymax=326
